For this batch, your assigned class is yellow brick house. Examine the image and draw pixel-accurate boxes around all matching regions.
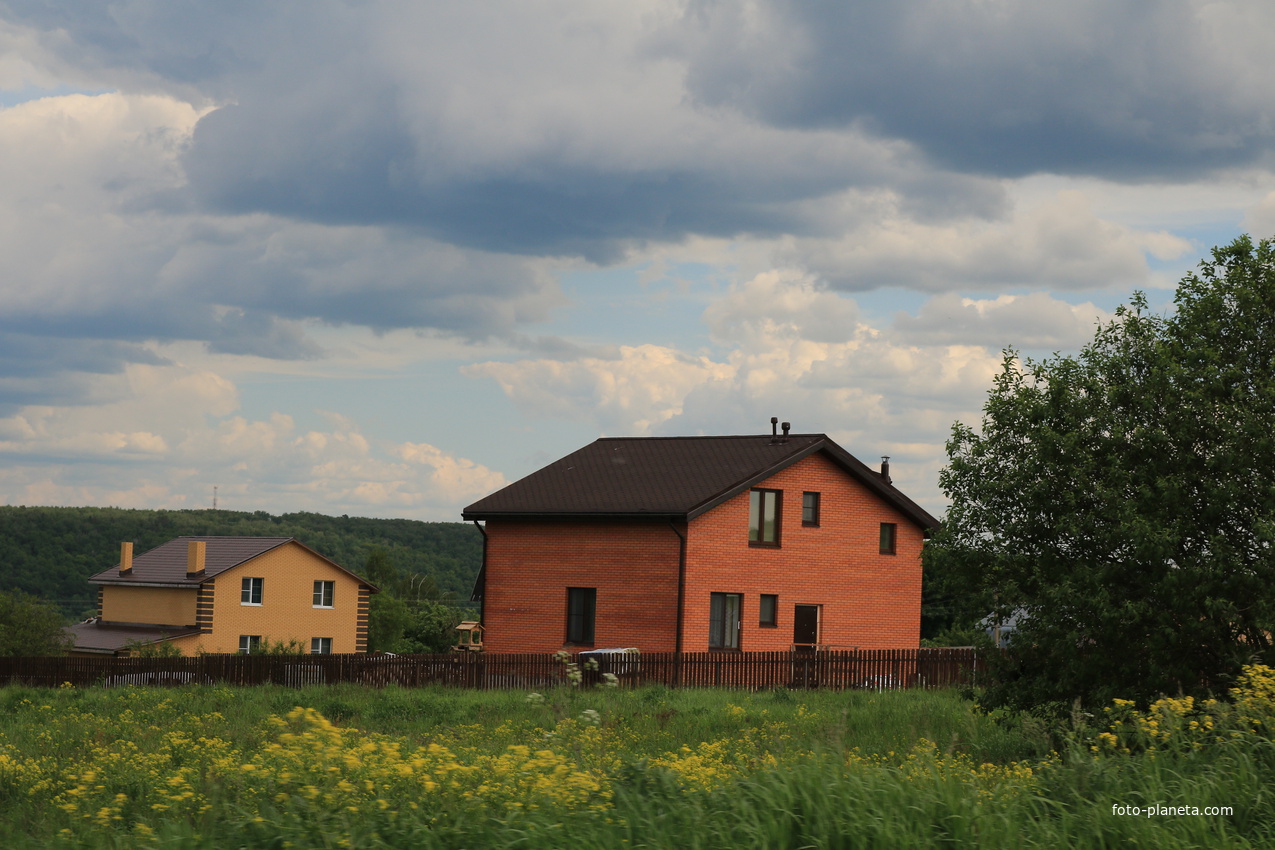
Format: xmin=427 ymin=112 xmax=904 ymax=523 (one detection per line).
xmin=68 ymin=537 xmax=376 ymax=656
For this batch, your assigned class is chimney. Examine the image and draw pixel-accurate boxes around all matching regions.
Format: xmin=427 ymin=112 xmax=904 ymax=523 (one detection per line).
xmin=781 ymin=422 xmax=791 ymax=439
xmin=770 ymin=416 xmax=778 ymax=437
xmin=186 ymin=540 xmax=206 ymax=578
xmin=119 ymin=542 xmax=133 ymax=577
xmin=881 ymin=456 xmax=891 ymax=484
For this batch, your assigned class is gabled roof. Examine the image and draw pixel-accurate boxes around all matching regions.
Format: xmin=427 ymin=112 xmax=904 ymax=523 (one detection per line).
xmin=462 ymin=434 xmax=939 ymax=529
xmin=88 ymin=537 xmax=375 ymax=589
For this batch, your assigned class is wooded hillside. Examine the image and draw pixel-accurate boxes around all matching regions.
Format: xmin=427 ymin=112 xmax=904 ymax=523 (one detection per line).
xmin=0 ymin=506 xmax=482 ymax=618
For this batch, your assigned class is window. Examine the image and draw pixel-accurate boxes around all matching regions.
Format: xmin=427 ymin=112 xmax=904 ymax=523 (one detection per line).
xmin=241 ymin=577 xmax=263 ymax=605
xmin=566 ymin=587 xmax=596 ymax=645
xmin=759 ymin=594 xmax=778 ymax=627
xmin=880 ymin=522 xmax=897 ymax=555
xmin=709 ymin=592 xmax=742 ymax=650
xmin=238 ymin=635 xmax=261 ymax=655
xmin=749 ymin=489 xmax=781 ymax=546
xmin=313 ymin=580 xmax=335 ymax=608
xmin=802 ymin=492 xmax=821 ymax=527
xmin=311 ymin=637 xmax=332 ymax=655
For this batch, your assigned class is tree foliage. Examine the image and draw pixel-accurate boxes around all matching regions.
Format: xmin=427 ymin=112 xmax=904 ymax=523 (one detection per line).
xmin=0 ymin=589 xmax=71 ymax=657
xmin=927 ymin=235 xmax=1275 ymax=714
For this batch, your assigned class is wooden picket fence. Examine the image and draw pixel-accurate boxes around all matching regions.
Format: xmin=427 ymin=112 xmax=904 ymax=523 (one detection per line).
xmin=0 ymin=647 xmax=978 ymax=691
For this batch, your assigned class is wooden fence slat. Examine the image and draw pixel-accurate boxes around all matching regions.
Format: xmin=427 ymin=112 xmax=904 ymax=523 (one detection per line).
xmin=0 ymin=648 xmax=979 ymax=691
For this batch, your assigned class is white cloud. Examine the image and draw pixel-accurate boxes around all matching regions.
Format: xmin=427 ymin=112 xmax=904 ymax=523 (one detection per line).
xmin=1243 ymin=191 xmax=1275 ymax=238
xmin=463 ymin=344 xmax=733 ymax=435
xmin=893 ymin=292 xmax=1112 ymax=349
xmin=0 ymin=360 xmax=505 ymax=519
xmin=791 ymin=190 xmax=1193 ymax=293
xmin=464 ymin=271 xmax=1027 ymax=514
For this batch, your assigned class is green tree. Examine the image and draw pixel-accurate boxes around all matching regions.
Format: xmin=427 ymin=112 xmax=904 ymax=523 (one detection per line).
xmin=0 ymin=589 xmax=72 ymax=656
xmin=928 ymin=235 xmax=1275 ymax=715
xmin=397 ymin=600 xmax=470 ymax=653
xmin=366 ymin=594 xmax=412 ymax=653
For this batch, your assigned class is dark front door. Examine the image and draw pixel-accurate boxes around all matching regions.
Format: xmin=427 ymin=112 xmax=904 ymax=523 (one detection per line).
xmin=793 ymin=605 xmax=819 ymax=647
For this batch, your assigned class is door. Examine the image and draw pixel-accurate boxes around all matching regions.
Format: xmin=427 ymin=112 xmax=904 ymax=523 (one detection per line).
xmin=793 ymin=604 xmax=820 ymax=648
xmin=710 ymin=592 xmax=741 ymax=649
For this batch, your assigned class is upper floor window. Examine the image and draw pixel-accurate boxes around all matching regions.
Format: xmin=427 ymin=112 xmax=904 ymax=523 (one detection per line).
xmin=311 ymin=637 xmax=332 ymax=655
xmin=566 ymin=587 xmax=596 ymax=646
xmin=749 ymin=489 xmax=781 ymax=546
xmin=802 ymin=492 xmax=821 ymax=527
xmin=880 ymin=523 xmax=897 ymax=555
xmin=238 ymin=635 xmax=261 ymax=655
xmin=313 ymin=580 xmax=335 ymax=608
xmin=241 ymin=577 xmax=263 ymax=605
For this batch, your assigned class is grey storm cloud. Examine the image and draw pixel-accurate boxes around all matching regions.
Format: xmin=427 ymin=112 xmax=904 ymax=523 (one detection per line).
xmin=0 ymin=333 xmax=167 ymax=414
xmin=674 ymin=0 xmax=1275 ymax=178
xmin=0 ymin=0 xmax=1263 ymax=395
xmin=2 ymin=0 xmax=1004 ymax=262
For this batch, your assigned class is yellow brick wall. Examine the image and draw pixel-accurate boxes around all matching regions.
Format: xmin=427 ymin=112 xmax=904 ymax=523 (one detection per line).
xmin=100 ymin=586 xmax=197 ymax=627
xmin=190 ymin=542 xmax=369 ymax=654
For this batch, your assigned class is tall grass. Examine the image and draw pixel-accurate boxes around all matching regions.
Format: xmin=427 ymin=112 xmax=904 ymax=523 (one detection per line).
xmin=0 ymin=680 xmax=1270 ymax=848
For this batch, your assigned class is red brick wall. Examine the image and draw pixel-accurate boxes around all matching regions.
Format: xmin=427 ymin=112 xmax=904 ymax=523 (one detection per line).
xmin=480 ymin=453 xmax=924 ymax=653
xmin=481 ymin=520 xmax=682 ymax=653
xmin=683 ymin=453 xmax=923 ymax=650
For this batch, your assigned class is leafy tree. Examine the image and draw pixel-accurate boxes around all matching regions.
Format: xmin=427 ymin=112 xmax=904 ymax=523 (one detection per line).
xmin=367 ymin=594 xmax=412 ymax=653
xmin=928 ymin=235 xmax=1275 ymax=714
xmin=396 ymin=600 xmax=471 ymax=653
xmin=0 ymin=589 xmax=72 ymax=656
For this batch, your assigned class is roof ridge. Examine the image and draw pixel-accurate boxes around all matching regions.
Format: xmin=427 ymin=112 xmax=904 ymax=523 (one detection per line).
xmin=596 ymin=434 xmax=826 ymax=441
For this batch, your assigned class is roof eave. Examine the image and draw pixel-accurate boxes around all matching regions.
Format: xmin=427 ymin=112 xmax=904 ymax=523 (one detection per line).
xmin=463 ymin=510 xmax=686 ymax=523
xmin=89 ymin=579 xmax=201 ymax=589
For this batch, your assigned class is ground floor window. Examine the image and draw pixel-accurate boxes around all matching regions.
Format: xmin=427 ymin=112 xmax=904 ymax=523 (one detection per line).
xmin=238 ymin=635 xmax=261 ymax=655
xmin=566 ymin=587 xmax=596 ymax=645
xmin=759 ymin=594 xmax=778 ymax=627
xmin=311 ymin=637 xmax=332 ymax=654
xmin=709 ymin=592 xmax=742 ymax=649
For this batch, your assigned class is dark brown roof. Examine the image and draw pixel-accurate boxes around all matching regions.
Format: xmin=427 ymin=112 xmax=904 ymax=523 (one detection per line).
xmin=462 ymin=434 xmax=939 ymax=529
xmin=67 ymin=621 xmax=203 ymax=654
xmin=89 ymin=537 xmax=375 ymax=589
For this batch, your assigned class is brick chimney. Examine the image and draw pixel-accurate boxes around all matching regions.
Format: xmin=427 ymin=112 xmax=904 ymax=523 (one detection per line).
xmin=119 ymin=542 xmax=133 ymax=577
xmin=186 ymin=540 xmax=206 ymax=578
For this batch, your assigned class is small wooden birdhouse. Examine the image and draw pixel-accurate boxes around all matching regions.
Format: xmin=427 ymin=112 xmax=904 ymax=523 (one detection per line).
xmin=453 ymin=620 xmax=484 ymax=652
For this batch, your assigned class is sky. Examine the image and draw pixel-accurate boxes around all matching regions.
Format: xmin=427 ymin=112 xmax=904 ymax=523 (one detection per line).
xmin=1 ymin=0 xmax=1273 ymax=522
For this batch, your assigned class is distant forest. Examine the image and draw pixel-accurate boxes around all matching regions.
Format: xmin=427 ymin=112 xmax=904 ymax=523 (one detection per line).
xmin=0 ymin=506 xmax=483 ymax=619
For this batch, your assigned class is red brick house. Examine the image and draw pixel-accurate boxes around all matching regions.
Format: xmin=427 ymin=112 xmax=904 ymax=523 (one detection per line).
xmin=462 ymin=426 xmax=939 ymax=653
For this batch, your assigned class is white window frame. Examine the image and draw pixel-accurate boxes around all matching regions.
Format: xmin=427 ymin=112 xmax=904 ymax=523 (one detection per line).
xmin=241 ymin=577 xmax=263 ymax=606
xmin=313 ymin=580 xmax=335 ymax=608
xmin=238 ymin=635 xmax=261 ymax=655
xmin=311 ymin=637 xmax=332 ymax=655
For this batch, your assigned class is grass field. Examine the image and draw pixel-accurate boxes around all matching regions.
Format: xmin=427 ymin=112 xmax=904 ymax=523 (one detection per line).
xmin=1 ymin=672 xmax=1273 ymax=848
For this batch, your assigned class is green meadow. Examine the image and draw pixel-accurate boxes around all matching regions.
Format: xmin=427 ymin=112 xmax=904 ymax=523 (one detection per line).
xmin=1 ymin=673 xmax=1272 ymax=848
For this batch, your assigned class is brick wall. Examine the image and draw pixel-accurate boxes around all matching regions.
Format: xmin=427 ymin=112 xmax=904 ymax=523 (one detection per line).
xmin=195 ymin=542 xmax=370 ymax=654
xmin=683 ymin=453 xmax=923 ymax=651
xmin=481 ymin=520 xmax=682 ymax=653
xmin=100 ymin=585 xmax=197 ymax=627
xmin=480 ymin=452 xmax=924 ymax=653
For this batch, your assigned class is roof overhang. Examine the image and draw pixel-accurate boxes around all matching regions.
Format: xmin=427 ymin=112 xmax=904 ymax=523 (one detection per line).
xmin=89 ymin=580 xmax=200 ymax=589
xmin=463 ymin=511 xmax=685 ymax=522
